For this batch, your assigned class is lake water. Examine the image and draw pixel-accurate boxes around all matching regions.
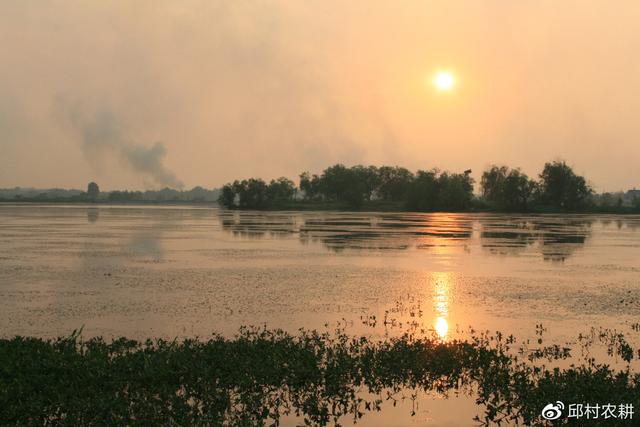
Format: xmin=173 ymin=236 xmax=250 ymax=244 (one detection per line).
xmin=1 ymin=204 xmax=639 ymax=425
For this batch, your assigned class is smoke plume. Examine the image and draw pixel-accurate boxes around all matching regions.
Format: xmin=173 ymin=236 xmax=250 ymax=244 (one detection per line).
xmin=74 ymin=108 xmax=183 ymax=189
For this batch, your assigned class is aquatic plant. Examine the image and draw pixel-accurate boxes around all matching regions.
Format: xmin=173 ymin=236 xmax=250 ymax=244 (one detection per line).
xmin=2 ymin=326 xmax=639 ymax=426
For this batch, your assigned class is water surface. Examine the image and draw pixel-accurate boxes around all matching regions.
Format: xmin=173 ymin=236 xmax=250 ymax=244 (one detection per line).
xmin=1 ymin=204 xmax=639 ymax=425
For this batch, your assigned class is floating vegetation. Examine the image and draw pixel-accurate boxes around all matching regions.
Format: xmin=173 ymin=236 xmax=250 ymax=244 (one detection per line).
xmin=2 ymin=324 xmax=640 ymax=426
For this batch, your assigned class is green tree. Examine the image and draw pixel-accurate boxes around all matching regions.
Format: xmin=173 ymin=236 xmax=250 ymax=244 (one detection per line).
xmin=107 ymin=190 xmax=143 ymax=201
xmin=377 ymin=166 xmax=414 ymax=201
xmin=537 ymin=161 xmax=592 ymax=209
xmin=303 ymin=165 xmax=372 ymax=208
xmin=320 ymin=164 xmax=352 ymax=201
xmin=299 ymin=172 xmax=323 ymax=201
xmin=406 ymin=169 xmax=474 ymax=212
xmin=342 ymin=170 xmax=368 ymax=209
xmin=87 ymin=182 xmax=100 ymax=201
xmin=480 ymin=166 xmax=508 ymax=203
xmin=299 ymin=172 xmax=313 ymax=200
xmin=406 ymin=170 xmax=439 ymax=211
xmin=502 ymin=169 xmax=536 ymax=211
xmin=437 ymin=171 xmax=474 ymax=211
xmin=218 ymin=184 xmax=236 ymax=208
xmin=234 ymin=178 xmax=269 ymax=209
xmin=350 ymin=165 xmax=380 ymax=201
xmin=267 ymin=177 xmax=296 ymax=204
xmin=481 ymin=166 xmax=535 ymax=211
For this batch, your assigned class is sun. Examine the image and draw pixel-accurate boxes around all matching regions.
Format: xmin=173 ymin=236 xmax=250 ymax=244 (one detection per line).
xmin=433 ymin=71 xmax=455 ymax=91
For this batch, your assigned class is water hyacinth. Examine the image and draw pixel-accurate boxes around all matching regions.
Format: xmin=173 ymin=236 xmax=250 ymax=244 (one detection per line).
xmin=2 ymin=326 xmax=640 ymax=426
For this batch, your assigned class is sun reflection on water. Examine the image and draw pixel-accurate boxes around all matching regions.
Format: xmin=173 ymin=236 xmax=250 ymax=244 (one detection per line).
xmin=433 ymin=272 xmax=451 ymax=339
xmin=435 ymin=316 xmax=449 ymax=338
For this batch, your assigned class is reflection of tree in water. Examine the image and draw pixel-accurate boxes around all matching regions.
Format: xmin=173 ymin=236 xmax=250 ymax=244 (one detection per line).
xmin=127 ymin=229 xmax=164 ymax=260
xmin=125 ymin=208 xmax=218 ymax=260
xmin=86 ymin=208 xmax=99 ymax=223
xmin=217 ymin=212 xmax=473 ymax=252
xmin=300 ymin=215 xmax=473 ymax=252
xmin=301 ymin=217 xmax=379 ymax=251
xmin=538 ymin=220 xmax=591 ymax=262
xmin=218 ymin=211 xmax=297 ymax=239
xmin=216 ymin=211 xmax=617 ymax=260
xmin=480 ymin=217 xmax=592 ymax=262
xmin=479 ymin=221 xmax=537 ymax=256
xmin=600 ymin=217 xmax=640 ymax=231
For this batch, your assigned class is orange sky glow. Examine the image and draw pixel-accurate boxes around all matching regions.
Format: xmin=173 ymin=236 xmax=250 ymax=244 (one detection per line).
xmin=1 ymin=1 xmax=639 ymax=191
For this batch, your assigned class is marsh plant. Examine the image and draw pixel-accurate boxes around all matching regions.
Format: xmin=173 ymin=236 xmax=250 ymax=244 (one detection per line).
xmin=2 ymin=322 xmax=640 ymax=426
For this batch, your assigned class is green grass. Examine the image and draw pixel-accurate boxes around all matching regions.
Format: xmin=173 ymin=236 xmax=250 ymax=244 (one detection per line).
xmin=2 ymin=327 xmax=639 ymax=426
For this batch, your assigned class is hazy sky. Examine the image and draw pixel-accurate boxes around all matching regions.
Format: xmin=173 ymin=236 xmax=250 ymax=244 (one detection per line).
xmin=1 ymin=0 xmax=639 ymax=192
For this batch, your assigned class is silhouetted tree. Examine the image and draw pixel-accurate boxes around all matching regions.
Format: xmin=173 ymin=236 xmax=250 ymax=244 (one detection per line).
xmin=480 ymin=166 xmax=508 ymax=202
xmin=406 ymin=170 xmax=439 ymax=211
xmin=481 ymin=166 xmax=535 ymax=211
xmin=218 ymin=184 xmax=236 ymax=208
xmin=537 ymin=161 xmax=592 ymax=209
xmin=299 ymin=172 xmax=324 ymax=201
xmin=502 ymin=169 xmax=536 ymax=211
xmin=267 ymin=177 xmax=296 ymax=203
xmin=405 ymin=169 xmax=474 ymax=211
xmin=377 ymin=166 xmax=414 ymax=201
xmin=219 ymin=160 xmax=601 ymax=212
xmin=341 ymin=170 xmax=368 ymax=209
xmin=87 ymin=182 xmax=100 ymax=201
xmin=315 ymin=165 xmax=371 ymax=208
xmin=350 ymin=165 xmax=380 ymax=201
xmin=234 ymin=178 xmax=269 ymax=209
xmin=299 ymin=172 xmax=313 ymax=200
xmin=219 ymin=178 xmax=292 ymax=209
xmin=437 ymin=171 xmax=474 ymax=210
xmin=320 ymin=164 xmax=352 ymax=201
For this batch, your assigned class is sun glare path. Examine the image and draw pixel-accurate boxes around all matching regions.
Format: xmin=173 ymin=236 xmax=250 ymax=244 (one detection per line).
xmin=433 ymin=272 xmax=451 ymax=339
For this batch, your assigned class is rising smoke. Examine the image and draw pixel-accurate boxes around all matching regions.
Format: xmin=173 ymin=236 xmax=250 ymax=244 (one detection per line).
xmin=66 ymin=106 xmax=183 ymax=189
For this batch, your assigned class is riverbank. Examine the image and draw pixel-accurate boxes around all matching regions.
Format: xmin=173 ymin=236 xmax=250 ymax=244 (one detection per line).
xmin=222 ymin=199 xmax=640 ymax=214
xmin=0 ymin=199 xmax=218 ymax=206
xmin=3 ymin=198 xmax=639 ymax=214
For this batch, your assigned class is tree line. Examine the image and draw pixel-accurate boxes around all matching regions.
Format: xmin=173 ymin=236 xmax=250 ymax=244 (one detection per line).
xmin=3 ymin=161 xmax=633 ymax=211
xmin=218 ymin=160 xmax=606 ymax=212
xmin=0 ymin=183 xmax=220 ymax=203
xmin=479 ymin=162 xmax=592 ymax=211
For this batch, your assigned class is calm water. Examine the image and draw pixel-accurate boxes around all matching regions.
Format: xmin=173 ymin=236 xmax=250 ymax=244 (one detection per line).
xmin=1 ymin=204 xmax=639 ymax=425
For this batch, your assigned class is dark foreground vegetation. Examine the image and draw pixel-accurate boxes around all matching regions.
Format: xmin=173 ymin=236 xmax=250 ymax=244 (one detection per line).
xmin=2 ymin=327 xmax=639 ymax=426
xmin=219 ymin=161 xmax=640 ymax=213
